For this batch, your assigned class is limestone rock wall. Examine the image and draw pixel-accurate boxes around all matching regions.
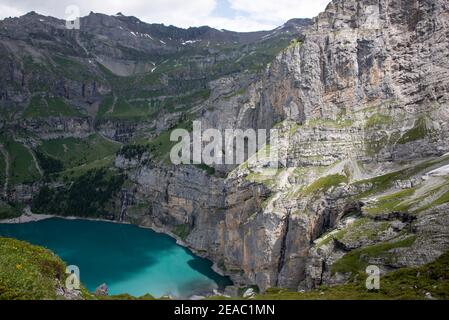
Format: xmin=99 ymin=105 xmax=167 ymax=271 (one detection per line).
xmin=119 ymin=0 xmax=449 ymax=292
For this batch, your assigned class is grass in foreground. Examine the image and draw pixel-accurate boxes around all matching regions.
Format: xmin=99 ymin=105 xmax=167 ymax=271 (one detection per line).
xmin=0 ymin=237 xmax=68 ymax=299
xmin=0 ymin=238 xmax=153 ymax=300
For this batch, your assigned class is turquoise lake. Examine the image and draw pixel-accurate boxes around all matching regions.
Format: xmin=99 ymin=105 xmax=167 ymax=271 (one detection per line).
xmin=0 ymin=218 xmax=231 ymax=298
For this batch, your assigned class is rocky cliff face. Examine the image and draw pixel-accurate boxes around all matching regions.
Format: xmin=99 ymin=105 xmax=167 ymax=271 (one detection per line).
xmin=1 ymin=0 xmax=449 ymax=295
xmin=113 ymin=0 xmax=449 ymax=292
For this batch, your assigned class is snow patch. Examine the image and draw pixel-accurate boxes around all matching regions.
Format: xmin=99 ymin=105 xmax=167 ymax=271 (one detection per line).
xmin=182 ymin=39 xmax=201 ymax=46
xmin=262 ymin=32 xmax=277 ymax=40
xmin=427 ymin=165 xmax=449 ymax=177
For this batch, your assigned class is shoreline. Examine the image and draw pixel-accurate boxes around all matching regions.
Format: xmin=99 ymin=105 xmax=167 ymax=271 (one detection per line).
xmin=0 ymin=210 xmax=235 ymax=297
xmin=0 ymin=212 xmax=191 ymax=249
xmin=0 ymin=212 xmax=55 ymax=224
xmin=0 ymin=208 xmax=135 ymax=225
xmin=0 ymin=212 xmax=201 ymax=258
xmin=1 ymin=212 xmax=231 ymax=276
xmin=1 ymin=211 xmax=206 ymax=259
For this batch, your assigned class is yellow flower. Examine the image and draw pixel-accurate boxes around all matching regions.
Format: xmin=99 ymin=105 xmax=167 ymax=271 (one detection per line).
xmin=16 ymin=264 xmax=23 ymax=270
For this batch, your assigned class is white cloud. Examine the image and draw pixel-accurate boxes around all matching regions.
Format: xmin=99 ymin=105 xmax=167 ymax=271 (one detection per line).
xmin=201 ymin=16 xmax=275 ymax=32
xmin=0 ymin=4 xmax=25 ymax=18
xmin=229 ymin=0 xmax=330 ymax=23
xmin=0 ymin=0 xmax=331 ymax=31
xmin=0 ymin=0 xmax=216 ymax=25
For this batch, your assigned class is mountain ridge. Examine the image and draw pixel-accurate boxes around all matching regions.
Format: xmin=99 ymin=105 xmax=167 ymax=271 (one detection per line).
xmin=1 ymin=0 xmax=449 ymax=299
xmin=0 ymin=10 xmax=311 ymax=44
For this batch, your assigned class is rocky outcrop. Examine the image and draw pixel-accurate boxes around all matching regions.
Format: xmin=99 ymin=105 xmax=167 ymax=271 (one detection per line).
xmin=19 ymin=117 xmax=92 ymax=139
xmin=95 ymin=283 xmax=109 ymax=296
xmin=302 ymin=202 xmax=449 ymax=290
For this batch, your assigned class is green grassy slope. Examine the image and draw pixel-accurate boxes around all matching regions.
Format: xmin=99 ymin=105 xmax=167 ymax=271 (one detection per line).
xmin=146 ymin=120 xmax=193 ymax=163
xmin=40 ymin=134 xmax=121 ymax=170
xmin=0 ymin=237 xmax=83 ymax=300
xmin=331 ymin=236 xmax=417 ymax=276
xmin=23 ymin=96 xmax=84 ymax=118
xmin=0 ymin=139 xmax=40 ymax=185
xmin=0 ymin=237 xmax=155 ymax=300
xmin=97 ymin=97 xmax=158 ymax=120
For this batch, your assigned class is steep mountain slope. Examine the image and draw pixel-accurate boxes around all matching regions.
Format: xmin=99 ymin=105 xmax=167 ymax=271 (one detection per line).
xmin=0 ymin=10 xmax=309 ymax=206
xmin=218 ymin=0 xmax=449 ymax=291
xmin=109 ymin=0 xmax=449 ymax=293
xmin=0 ymin=11 xmax=309 ymax=146
xmin=1 ymin=0 xmax=449 ymax=298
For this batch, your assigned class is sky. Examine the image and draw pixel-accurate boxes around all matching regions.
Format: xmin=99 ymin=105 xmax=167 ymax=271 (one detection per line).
xmin=0 ymin=0 xmax=330 ymax=32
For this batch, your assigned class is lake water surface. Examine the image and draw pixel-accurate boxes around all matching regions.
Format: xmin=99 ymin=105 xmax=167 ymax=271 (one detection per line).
xmin=0 ymin=218 xmax=231 ymax=298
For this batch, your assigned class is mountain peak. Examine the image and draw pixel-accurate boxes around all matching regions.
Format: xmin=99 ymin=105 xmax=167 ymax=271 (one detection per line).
xmin=22 ymin=11 xmax=43 ymax=18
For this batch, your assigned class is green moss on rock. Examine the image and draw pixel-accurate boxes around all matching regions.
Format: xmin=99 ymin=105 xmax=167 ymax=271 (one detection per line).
xmin=365 ymin=113 xmax=393 ymax=129
xmin=398 ymin=117 xmax=429 ymax=144
xmin=331 ymin=236 xmax=417 ymax=276
xmin=304 ymin=174 xmax=348 ymax=195
xmin=172 ymin=224 xmax=191 ymax=241
xmin=365 ymin=188 xmax=417 ymax=215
